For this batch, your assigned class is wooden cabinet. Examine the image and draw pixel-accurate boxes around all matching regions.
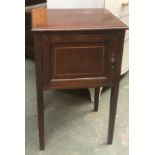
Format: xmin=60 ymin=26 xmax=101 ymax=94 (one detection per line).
xmin=32 ymin=8 xmax=128 ymax=150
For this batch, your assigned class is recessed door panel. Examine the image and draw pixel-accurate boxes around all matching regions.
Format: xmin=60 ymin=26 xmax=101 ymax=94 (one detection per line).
xmin=51 ymin=44 xmax=107 ymax=79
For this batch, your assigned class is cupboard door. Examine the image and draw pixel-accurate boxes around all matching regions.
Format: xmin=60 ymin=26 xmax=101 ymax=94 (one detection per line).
xmin=42 ymin=34 xmax=118 ymax=89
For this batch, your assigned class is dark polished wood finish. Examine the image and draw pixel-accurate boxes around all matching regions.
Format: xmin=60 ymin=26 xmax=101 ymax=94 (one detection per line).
xmin=32 ymin=8 xmax=128 ymax=150
xmin=32 ymin=8 xmax=127 ymax=31
xmin=34 ymin=33 xmax=45 ymax=149
xmin=108 ymin=82 xmax=120 ymax=144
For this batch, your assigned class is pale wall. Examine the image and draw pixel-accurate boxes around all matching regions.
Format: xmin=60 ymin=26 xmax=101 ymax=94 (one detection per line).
xmin=47 ymin=0 xmax=105 ymax=9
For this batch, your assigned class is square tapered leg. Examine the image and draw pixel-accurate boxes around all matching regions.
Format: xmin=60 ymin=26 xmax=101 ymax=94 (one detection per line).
xmin=107 ymin=83 xmax=119 ymax=144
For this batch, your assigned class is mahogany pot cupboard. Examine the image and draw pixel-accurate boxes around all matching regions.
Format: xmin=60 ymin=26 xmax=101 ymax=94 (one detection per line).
xmin=31 ymin=8 xmax=128 ymax=150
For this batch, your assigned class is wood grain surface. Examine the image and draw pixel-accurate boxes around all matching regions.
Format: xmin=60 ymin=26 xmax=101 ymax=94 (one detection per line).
xmin=32 ymin=8 xmax=128 ymax=31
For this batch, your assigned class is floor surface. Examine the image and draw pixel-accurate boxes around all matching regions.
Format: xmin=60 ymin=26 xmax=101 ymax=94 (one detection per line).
xmin=25 ymin=59 xmax=129 ymax=155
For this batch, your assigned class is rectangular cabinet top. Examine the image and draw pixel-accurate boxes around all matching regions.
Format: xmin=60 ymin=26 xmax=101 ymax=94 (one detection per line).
xmin=32 ymin=8 xmax=128 ymax=31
